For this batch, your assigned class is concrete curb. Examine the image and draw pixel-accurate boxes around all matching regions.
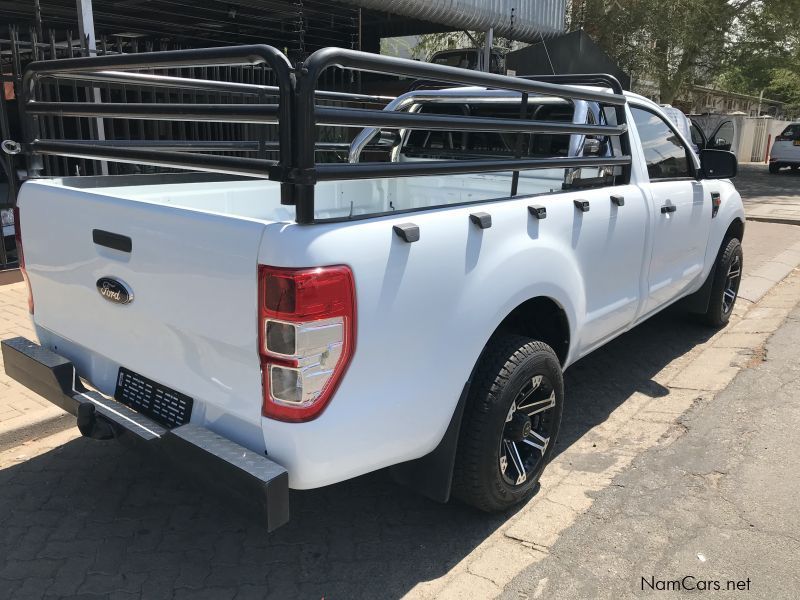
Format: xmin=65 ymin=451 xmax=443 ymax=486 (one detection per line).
xmin=738 ymin=239 xmax=800 ymax=303
xmin=0 ymin=409 xmax=74 ymax=453
xmin=747 ymin=215 xmax=800 ymax=226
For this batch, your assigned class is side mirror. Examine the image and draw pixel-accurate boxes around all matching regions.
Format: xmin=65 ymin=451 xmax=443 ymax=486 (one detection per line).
xmin=700 ymin=149 xmax=737 ymax=179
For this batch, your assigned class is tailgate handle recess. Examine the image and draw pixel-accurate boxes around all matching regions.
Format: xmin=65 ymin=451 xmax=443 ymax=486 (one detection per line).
xmin=93 ymin=229 xmax=132 ymax=253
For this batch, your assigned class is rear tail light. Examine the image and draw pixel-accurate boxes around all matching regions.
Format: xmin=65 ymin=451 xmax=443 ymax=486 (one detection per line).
xmin=12 ymin=206 xmax=33 ymax=314
xmin=258 ymin=265 xmax=356 ymax=422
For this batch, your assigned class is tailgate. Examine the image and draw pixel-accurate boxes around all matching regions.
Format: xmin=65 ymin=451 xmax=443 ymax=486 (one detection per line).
xmin=18 ymin=180 xmax=268 ymax=452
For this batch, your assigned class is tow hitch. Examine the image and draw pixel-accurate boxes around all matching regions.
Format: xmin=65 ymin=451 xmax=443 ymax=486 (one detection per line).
xmin=76 ymin=403 xmax=117 ymax=440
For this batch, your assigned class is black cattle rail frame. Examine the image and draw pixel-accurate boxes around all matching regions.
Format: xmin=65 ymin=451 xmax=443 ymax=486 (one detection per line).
xmin=14 ymin=44 xmax=632 ymax=224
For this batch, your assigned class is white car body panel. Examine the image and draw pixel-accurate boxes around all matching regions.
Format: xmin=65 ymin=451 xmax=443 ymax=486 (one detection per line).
xmin=14 ymin=94 xmax=745 ymax=489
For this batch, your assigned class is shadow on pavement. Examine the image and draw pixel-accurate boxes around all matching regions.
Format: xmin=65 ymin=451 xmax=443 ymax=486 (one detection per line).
xmin=0 ymin=308 xmax=716 ymax=600
xmin=735 ymin=163 xmax=800 ymax=201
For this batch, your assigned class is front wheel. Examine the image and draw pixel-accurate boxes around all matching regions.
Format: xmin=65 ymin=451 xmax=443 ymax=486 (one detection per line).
xmin=769 ymin=162 xmax=780 ymax=174
xmin=452 ymin=335 xmax=564 ymax=512
xmin=703 ymin=237 xmax=743 ymax=327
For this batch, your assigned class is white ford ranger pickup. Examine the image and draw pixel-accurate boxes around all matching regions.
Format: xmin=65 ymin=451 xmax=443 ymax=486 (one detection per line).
xmin=1 ymin=47 xmax=744 ymax=531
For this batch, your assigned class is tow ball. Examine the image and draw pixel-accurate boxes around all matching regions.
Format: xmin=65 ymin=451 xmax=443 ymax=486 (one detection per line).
xmin=76 ymin=403 xmax=118 ymax=440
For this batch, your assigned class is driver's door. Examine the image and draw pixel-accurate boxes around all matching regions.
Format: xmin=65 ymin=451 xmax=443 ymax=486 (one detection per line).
xmin=631 ymin=106 xmax=712 ymax=316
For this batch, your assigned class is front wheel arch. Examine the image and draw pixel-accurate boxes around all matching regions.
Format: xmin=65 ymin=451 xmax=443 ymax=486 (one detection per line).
xmin=684 ymin=218 xmax=744 ymax=314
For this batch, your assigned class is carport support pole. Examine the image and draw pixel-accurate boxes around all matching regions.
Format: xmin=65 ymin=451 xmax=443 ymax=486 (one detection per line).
xmin=76 ymin=0 xmax=108 ymax=175
xmin=483 ymin=28 xmax=494 ymax=72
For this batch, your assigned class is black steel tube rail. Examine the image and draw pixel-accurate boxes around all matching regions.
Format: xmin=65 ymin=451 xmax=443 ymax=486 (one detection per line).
xmin=521 ymin=74 xmax=625 ymax=96
xmin=42 ymin=70 xmax=395 ymax=104
xmin=315 ymin=106 xmax=627 ymax=135
xmin=41 ymin=140 xmax=356 ymax=152
xmin=302 ymin=49 xmax=628 ymax=105
xmin=316 ymin=156 xmax=632 ymax=181
xmin=46 ymin=139 xmax=262 ymax=151
xmin=21 ymin=45 xmax=294 ymax=199
xmin=22 ymin=45 xmax=293 ymax=75
xmin=27 ymin=102 xmax=280 ymax=123
xmin=30 ymin=141 xmax=280 ymax=179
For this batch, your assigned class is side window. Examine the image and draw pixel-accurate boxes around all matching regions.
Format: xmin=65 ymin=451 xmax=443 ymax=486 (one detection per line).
xmin=631 ymin=107 xmax=693 ymax=180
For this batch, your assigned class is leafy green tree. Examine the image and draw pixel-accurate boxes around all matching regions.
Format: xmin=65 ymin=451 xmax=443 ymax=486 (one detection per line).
xmin=577 ymin=0 xmax=768 ymax=104
xmin=716 ymin=0 xmax=800 ymax=113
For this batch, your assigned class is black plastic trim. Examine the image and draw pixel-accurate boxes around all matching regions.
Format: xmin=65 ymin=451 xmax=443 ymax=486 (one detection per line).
xmin=529 ymin=205 xmax=547 ymax=219
xmin=389 ymin=378 xmax=470 ymax=503
xmin=393 ymin=223 xmax=420 ymax=243
xmin=469 ymin=212 xmax=492 ymax=229
xmin=92 ymin=229 xmax=132 ymax=253
xmin=574 ymin=199 xmax=590 ymax=212
xmin=610 ymin=194 xmax=625 ymax=207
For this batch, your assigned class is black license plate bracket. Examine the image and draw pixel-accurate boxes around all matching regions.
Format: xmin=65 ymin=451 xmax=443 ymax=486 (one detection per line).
xmin=114 ymin=367 xmax=193 ymax=428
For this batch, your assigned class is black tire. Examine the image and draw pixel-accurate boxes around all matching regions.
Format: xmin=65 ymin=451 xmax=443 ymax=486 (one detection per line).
xmin=769 ymin=162 xmax=780 ymax=174
xmin=452 ymin=335 xmax=564 ymax=512
xmin=703 ymin=237 xmax=743 ymax=327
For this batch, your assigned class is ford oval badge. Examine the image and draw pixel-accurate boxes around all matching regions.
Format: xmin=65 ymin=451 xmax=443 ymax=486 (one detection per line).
xmin=96 ymin=277 xmax=133 ymax=305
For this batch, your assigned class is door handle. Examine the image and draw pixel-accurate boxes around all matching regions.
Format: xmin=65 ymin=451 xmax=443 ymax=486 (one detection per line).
xmin=661 ymin=205 xmax=677 ymax=214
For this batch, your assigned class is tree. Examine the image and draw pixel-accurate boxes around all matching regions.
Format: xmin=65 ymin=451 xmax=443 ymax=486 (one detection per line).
xmin=716 ymin=0 xmax=800 ymax=114
xmin=576 ymin=0 xmax=771 ymax=103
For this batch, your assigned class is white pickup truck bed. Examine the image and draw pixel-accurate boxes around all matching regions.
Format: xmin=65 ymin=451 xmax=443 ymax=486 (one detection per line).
xmin=19 ymin=171 xmax=592 ymax=484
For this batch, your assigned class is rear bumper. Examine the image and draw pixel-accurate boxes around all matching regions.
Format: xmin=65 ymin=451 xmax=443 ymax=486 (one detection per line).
xmin=1 ymin=336 xmax=290 ymax=531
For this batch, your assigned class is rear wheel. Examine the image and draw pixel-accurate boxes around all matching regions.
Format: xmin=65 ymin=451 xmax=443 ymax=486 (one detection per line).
xmin=703 ymin=237 xmax=743 ymax=327
xmin=769 ymin=162 xmax=780 ymax=174
xmin=452 ymin=335 xmax=564 ymax=512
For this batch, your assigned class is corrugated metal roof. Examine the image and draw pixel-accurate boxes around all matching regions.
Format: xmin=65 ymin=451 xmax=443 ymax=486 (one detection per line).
xmin=346 ymin=0 xmax=566 ymax=41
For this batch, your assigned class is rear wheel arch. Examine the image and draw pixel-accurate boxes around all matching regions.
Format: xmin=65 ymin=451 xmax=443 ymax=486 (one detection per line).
xmin=389 ymin=295 xmax=571 ymax=502
xmin=491 ymin=296 xmax=571 ymax=367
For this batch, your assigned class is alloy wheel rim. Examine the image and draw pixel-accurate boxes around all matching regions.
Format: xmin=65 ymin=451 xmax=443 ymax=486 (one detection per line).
xmin=499 ymin=374 xmax=557 ymax=487
xmin=722 ymin=254 xmax=741 ymax=314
